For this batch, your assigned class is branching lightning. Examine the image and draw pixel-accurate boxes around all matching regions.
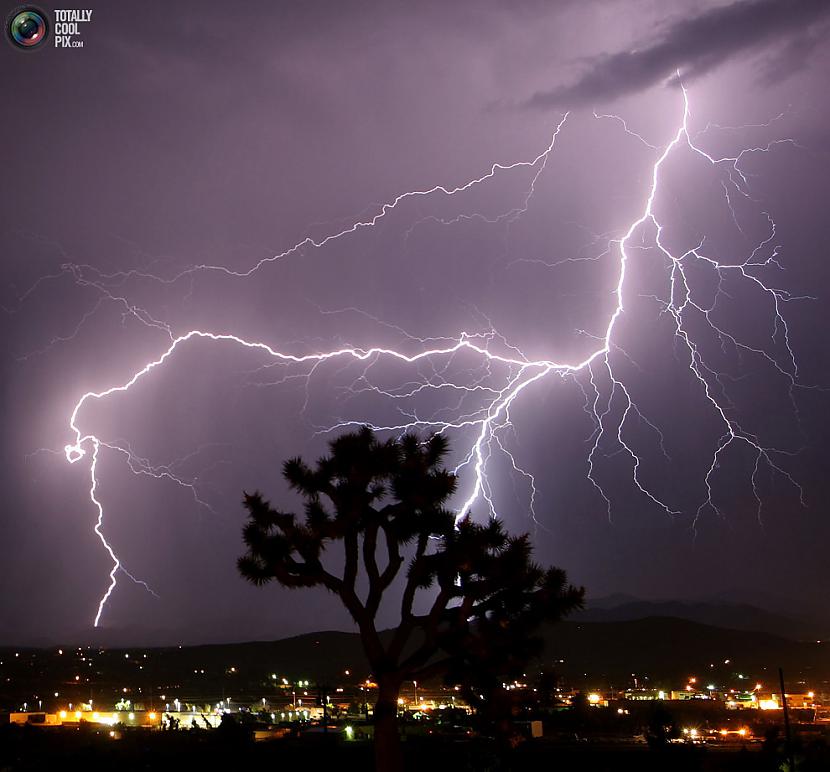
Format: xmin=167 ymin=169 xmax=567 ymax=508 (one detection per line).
xmin=37 ymin=83 xmax=813 ymax=625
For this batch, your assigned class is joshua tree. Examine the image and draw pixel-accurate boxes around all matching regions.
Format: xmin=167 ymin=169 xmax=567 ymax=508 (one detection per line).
xmin=238 ymin=427 xmax=583 ymax=771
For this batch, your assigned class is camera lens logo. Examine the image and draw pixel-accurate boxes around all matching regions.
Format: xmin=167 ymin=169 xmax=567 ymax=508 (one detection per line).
xmin=8 ymin=7 xmax=49 ymax=50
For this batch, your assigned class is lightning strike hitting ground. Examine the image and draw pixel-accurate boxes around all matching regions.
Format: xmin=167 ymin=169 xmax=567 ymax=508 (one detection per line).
xmin=55 ymin=85 xmax=811 ymax=626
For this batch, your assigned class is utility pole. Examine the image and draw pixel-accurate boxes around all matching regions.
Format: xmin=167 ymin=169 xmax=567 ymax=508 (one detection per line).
xmin=779 ymin=667 xmax=796 ymax=772
xmin=317 ymin=683 xmax=330 ymax=733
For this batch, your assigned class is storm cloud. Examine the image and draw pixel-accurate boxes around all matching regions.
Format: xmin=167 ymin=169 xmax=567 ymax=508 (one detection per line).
xmin=529 ymin=0 xmax=830 ymax=108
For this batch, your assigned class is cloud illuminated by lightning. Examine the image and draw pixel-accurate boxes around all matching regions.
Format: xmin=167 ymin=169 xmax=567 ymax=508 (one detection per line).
xmin=49 ymin=83 xmax=813 ymax=626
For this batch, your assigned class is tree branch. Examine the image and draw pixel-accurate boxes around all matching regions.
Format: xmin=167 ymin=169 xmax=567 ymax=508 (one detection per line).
xmin=388 ymin=532 xmax=429 ymax=662
xmin=363 ymin=519 xmax=381 ymax=614
xmin=399 ymin=586 xmax=453 ymax=671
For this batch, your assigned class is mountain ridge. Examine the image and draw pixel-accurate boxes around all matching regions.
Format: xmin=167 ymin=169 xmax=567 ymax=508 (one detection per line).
xmin=2 ymin=616 xmax=827 ymax=690
xmin=577 ymin=596 xmax=829 ymax=641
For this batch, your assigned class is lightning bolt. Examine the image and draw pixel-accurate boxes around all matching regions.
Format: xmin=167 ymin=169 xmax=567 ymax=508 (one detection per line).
xmin=46 ymin=82 xmax=814 ymax=625
xmin=86 ymin=440 xmax=159 ymax=627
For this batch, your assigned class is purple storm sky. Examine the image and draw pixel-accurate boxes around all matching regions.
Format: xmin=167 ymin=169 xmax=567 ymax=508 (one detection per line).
xmin=1 ymin=0 xmax=830 ymax=645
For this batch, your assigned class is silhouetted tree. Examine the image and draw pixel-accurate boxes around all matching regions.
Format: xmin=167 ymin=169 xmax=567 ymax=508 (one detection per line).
xmin=238 ymin=427 xmax=584 ymax=771
xmin=646 ymin=701 xmax=680 ymax=749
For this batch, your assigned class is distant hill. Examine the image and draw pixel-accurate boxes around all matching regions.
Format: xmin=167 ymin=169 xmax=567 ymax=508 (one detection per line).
xmin=199 ymin=617 xmax=829 ymax=686
xmin=2 ymin=617 xmax=827 ymax=706
xmin=538 ymin=616 xmax=830 ymax=687
xmin=8 ymin=594 xmax=826 ymax=650
xmin=576 ymin=596 xmax=830 ymax=642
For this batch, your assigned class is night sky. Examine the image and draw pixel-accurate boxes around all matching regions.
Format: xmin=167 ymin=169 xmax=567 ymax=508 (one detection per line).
xmin=2 ymin=0 xmax=829 ymax=646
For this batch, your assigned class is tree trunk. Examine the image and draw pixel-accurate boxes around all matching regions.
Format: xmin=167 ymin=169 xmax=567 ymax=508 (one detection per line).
xmin=374 ymin=676 xmax=403 ymax=772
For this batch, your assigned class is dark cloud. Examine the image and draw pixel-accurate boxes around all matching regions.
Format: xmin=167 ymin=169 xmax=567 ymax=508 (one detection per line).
xmin=529 ymin=0 xmax=830 ymax=108
xmin=758 ymin=22 xmax=827 ymax=86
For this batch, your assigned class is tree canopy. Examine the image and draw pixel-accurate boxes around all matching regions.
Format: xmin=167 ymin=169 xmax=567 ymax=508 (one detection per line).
xmin=238 ymin=427 xmax=583 ymax=770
